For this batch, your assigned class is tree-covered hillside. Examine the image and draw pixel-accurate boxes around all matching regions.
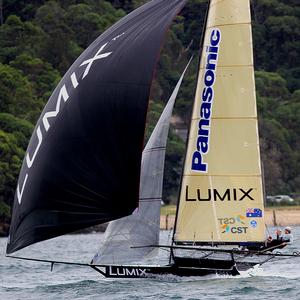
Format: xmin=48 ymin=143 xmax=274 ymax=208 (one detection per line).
xmin=0 ymin=0 xmax=299 ymax=235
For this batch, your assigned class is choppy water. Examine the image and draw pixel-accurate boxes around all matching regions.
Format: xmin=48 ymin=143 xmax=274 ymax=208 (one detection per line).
xmin=1 ymin=227 xmax=300 ymax=300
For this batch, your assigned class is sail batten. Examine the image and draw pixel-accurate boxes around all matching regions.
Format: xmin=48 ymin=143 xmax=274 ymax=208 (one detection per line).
xmin=174 ymin=0 xmax=265 ymax=244
xmin=207 ymin=23 xmax=251 ymax=28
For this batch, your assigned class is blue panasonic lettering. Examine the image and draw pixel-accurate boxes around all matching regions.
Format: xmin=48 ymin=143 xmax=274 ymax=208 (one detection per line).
xmin=202 ymin=87 xmax=213 ymax=102
xmin=191 ymin=28 xmax=221 ymax=172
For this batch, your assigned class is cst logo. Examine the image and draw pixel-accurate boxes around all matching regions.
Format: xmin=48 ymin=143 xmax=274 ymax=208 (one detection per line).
xmin=219 ymin=215 xmax=248 ymax=234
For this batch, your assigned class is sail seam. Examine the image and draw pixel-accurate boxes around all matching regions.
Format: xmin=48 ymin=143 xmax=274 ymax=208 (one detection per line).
xmin=143 ymin=146 xmax=166 ymax=153
xmin=199 ymin=64 xmax=253 ymax=69
xmin=206 ymin=22 xmax=250 ymax=29
xmin=174 ymin=241 xmax=264 ymax=245
xmin=139 ymin=198 xmax=161 ymax=202
xmin=191 ymin=117 xmax=258 ymax=121
xmin=182 ymin=174 xmax=262 ymax=177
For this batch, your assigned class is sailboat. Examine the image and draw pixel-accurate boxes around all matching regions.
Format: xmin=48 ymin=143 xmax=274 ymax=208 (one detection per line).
xmin=6 ymin=0 xmax=300 ymax=278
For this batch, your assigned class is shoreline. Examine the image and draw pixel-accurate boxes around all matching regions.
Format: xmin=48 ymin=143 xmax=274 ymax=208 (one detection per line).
xmin=1 ymin=208 xmax=299 ymax=237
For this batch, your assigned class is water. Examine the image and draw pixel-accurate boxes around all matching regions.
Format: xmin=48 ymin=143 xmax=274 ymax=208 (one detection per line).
xmin=1 ymin=227 xmax=300 ymax=300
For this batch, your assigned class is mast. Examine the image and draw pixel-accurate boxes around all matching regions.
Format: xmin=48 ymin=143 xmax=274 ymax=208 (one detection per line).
xmin=173 ymin=0 xmax=265 ymax=245
xmin=171 ymin=0 xmax=211 ymax=246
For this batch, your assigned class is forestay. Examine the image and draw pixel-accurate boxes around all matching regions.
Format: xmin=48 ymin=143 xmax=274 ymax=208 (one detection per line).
xmin=92 ymin=60 xmax=192 ymax=264
xmin=174 ymin=0 xmax=265 ymax=244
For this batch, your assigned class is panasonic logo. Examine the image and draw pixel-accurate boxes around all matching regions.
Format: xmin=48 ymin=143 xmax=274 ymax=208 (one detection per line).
xmin=191 ymin=28 xmax=221 ymax=173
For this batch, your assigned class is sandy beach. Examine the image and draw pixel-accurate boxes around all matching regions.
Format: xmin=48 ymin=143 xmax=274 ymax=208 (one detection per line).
xmin=264 ymin=207 xmax=300 ymax=226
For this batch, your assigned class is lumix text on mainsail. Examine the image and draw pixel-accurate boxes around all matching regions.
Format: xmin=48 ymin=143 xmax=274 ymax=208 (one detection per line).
xmin=185 ymin=186 xmax=255 ymax=202
xmin=191 ymin=28 xmax=221 ymax=173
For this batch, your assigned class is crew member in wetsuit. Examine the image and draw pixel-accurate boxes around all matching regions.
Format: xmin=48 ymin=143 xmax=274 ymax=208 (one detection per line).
xmin=275 ymin=229 xmax=283 ymax=240
xmin=266 ymin=229 xmax=284 ymax=249
xmin=264 ymin=235 xmax=273 ymax=248
xmin=282 ymin=226 xmax=293 ymax=244
xmin=266 ymin=227 xmax=293 ymax=249
xmin=244 ymin=227 xmax=293 ymax=251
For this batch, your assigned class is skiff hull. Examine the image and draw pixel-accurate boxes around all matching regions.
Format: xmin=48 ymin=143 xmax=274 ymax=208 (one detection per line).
xmin=91 ymin=264 xmax=240 ymax=278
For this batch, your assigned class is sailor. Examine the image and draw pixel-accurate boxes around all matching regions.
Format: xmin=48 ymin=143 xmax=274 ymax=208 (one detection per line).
xmin=262 ymin=230 xmax=286 ymax=250
xmin=282 ymin=226 xmax=293 ymax=244
xmin=275 ymin=229 xmax=283 ymax=240
xmin=264 ymin=235 xmax=273 ymax=248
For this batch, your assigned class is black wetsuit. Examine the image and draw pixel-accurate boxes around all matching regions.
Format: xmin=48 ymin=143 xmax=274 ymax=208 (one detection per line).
xmin=245 ymin=235 xmax=287 ymax=251
xmin=267 ymin=239 xmax=286 ymax=249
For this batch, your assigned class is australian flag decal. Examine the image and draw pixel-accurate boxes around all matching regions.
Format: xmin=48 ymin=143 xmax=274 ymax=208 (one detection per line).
xmin=246 ymin=208 xmax=262 ymax=218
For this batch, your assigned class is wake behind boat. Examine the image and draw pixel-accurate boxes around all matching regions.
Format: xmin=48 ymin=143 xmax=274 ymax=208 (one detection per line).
xmin=6 ymin=0 xmax=300 ymax=279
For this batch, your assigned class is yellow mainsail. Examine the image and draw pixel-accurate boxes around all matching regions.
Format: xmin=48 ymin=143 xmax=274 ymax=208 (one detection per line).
xmin=174 ymin=0 xmax=265 ymax=243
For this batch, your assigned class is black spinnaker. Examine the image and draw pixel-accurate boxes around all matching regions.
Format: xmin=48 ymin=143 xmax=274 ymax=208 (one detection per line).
xmin=7 ymin=0 xmax=187 ymax=254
